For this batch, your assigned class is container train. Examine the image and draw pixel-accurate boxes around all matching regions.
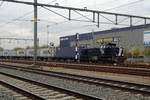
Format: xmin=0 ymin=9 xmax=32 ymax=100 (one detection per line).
xmin=0 ymin=43 xmax=124 ymax=63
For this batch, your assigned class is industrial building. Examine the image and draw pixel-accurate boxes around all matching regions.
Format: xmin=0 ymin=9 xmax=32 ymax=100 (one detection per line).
xmin=60 ymin=24 xmax=150 ymax=58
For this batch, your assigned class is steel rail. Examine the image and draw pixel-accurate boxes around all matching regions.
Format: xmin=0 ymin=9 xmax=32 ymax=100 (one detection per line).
xmin=0 ymin=65 xmax=101 ymax=100
xmin=0 ymin=64 xmax=150 ymax=96
xmin=1 ymin=59 xmax=150 ymax=76
xmin=0 ymin=80 xmax=45 ymax=100
xmin=1 ymin=59 xmax=150 ymax=69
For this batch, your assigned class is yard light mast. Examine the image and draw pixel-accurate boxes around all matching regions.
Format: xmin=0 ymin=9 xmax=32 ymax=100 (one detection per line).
xmin=33 ymin=0 xmax=38 ymax=65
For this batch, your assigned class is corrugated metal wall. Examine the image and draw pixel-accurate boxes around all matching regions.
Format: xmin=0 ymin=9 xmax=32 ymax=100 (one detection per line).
xmin=60 ymin=24 xmax=150 ymax=51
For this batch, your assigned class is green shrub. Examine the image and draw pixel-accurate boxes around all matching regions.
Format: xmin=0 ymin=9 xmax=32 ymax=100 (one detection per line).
xmin=144 ymin=46 xmax=150 ymax=56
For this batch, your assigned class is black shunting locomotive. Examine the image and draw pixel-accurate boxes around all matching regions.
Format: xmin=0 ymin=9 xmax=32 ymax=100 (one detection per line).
xmin=80 ymin=43 xmax=124 ymax=63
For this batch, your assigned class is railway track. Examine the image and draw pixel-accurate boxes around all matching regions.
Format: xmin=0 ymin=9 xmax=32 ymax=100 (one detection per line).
xmin=0 ymin=83 xmax=31 ymax=100
xmin=1 ymin=59 xmax=150 ymax=76
xmin=0 ymin=64 xmax=150 ymax=100
xmin=0 ymin=70 xmax=100 ymax=100
xmin=1 ymin=59 xmax=150 ymax=69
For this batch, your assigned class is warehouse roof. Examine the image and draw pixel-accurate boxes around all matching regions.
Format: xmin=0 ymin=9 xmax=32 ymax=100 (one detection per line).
xmin=61 ymin=24 xmax=150 ymax=41
xmin=94 ymin=23 xmax=150 ymax=36
xmin=60 ymin=24 xmax=150 ymax=47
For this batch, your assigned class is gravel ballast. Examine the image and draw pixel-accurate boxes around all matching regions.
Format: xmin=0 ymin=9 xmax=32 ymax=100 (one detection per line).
xmin=0 ymin=67 xmax=150 ymax=100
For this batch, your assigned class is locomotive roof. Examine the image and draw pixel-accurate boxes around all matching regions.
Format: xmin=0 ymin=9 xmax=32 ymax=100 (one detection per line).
xmin=81 ymin=43 xmax=118 ymax=50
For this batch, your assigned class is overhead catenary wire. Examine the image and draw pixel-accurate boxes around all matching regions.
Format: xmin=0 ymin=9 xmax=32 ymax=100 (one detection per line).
xmin=103 ymin=0 xmax=145 ymax=11
xmin=42 ymin=6 xmax=119 ymax=26
xmin=57 ymin=22 xmax=129 ymax=33
xmin=0 ymin=0 xmax=4 ymax=7
xmin=0 ymin=0 xmax=146 ymax=29
xmin=72 ymin=10 xmax=93 ymax=22
xmin=43 ymin=0 xmax=147 ymax=28
xmin=0 ymin=0 xmax=148 ymax=34
xmin=133 ymin=18 xmax=145 ymax=25
xmin=39 ymin=0 xmax=123 ymax=27
xmin=0 ymin=11 xmax=34 ymax=27
xmin=42 ymin=6 xmax=69 ymax=20
xmin=92 ymin=0 xmax=121 ymax=8
xmin=0 ymin=0 xmax=58 ymax=28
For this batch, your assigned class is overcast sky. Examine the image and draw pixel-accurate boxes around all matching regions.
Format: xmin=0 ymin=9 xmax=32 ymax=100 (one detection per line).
xmin=0 ymin=0 xmax=150 ymax=49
